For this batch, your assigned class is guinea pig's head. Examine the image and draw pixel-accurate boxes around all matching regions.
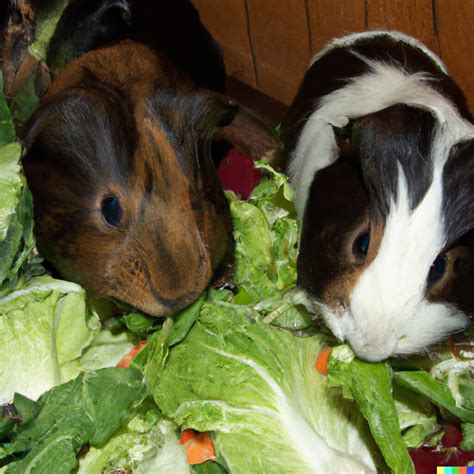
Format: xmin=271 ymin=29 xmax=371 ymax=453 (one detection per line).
xmin=21 ymin=79 xmax=236 ymax=316
xmin=299 ymin=104 xmax=473 ymax=361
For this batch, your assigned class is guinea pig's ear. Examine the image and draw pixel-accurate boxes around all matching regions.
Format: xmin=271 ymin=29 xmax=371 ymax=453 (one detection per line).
xmin=332 ymin=120 xmax=360 ymax=156
xmin=20 ymin=93 xmax=64 ymax=151
xmin=195 ymin=93 xmax=239 ymax=138
xmin=20 ymin=81 xmax=126 ymax=150
xmin=20 ymin=86 xmax=83 ymax=153
xmin=214 ymin=103 xmax=281 ymax=163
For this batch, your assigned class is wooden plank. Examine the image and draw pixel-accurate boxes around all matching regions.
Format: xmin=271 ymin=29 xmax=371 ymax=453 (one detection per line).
xmin=367 ymin=0 xmax=439 ymax=54
xmin=245 ymin=0 xmax=311 ymax=105
xmin=436 ymin=0 xmax=474 ymax=112
xmin=307 ymin=0 xmax=366 ymax=55
xmin=192 ymin=0 xmax=257 ymax=88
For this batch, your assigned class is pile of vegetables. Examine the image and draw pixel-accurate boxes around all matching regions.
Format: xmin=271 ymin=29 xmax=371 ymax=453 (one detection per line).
xmin=1 ymin=66 xmax=474 ymax=473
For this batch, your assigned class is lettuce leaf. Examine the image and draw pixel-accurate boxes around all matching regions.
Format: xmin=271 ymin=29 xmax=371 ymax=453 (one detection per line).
xmin=327 ymin=345 xmax=415 ymax=473
xmin=4 ymin=368 xmax=146 ymax=474
xmin=393 ymin=384 xmax=437 ymax=448
xmin=394 ymin=371 xmax=474 ymax=423
xmin=0 ymin=73 xmax=40 ymax=293
xmin=150 ymin=302 xmax=379 ymax=473
xmin=229 ymin=160 xmax=298 ymax=305
xmin=461 ymin=423 xmax=474 ymax=451
xmin=0 ymin=74 xmax=16 ymax=147
xmin=78 ymin=409 xmax=189 ymax=474
xmin=0 ymin=276 xmax=100 ymax=404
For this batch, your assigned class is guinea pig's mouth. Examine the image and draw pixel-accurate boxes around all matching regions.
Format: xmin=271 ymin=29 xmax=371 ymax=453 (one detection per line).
xmin=346 ymin=333 xmax=400 ymax=362
xmin=141 ymin=286 xmax=206 ymax=317
xmin=313 ymin=301 xmax=405 ymax=362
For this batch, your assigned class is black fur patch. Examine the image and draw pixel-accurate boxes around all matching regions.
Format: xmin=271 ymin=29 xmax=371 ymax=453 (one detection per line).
xmin=356 ymin=104 xmax=437 ymax=219
xmin=298 ymin=153 xmax=369 ymax=298
xmin=442 ymin=139 xmax=474 ymax=244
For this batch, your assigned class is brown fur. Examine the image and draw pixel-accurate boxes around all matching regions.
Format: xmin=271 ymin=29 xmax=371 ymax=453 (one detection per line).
xmin=318 ymin=221 xmax=385 ymax=311
xmin=22 ymin=40 xmax=235 ymax=316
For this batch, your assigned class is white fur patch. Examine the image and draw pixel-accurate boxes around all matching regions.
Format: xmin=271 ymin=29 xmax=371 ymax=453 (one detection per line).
xmin=345 ymin=166 xmax=469 ymax=360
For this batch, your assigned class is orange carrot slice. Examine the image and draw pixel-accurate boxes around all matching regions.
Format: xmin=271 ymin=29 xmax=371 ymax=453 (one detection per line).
xmin=180 ymin=429 xmax=198 ymax=445
xmin=315 ymin=347 xmax=333 ymax=375
xmin=116 ymin=340 xmax=148 ymax=368
xmin=181 ymin=430 xmax=216 ymax=465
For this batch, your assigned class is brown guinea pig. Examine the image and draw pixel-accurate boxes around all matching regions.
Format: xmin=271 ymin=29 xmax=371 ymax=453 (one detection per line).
xmin=21 ymin=39 xmax=237 ymax=316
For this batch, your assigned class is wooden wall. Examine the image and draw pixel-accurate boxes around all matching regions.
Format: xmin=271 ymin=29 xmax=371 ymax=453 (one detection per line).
xmin=192 ymin=0 xmax=474 ymax=111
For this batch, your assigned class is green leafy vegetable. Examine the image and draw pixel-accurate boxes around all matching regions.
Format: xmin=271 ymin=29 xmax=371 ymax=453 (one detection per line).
xmin=228 ymin=160 xmax=298 ymax=306
xmin=143 ymin=293 xmax=205 ymax=385
xmin=150 ymin=302 xmax=378 ymax=473
xmin=78 ymin=411 xmax=188 ymax=474
xmin=28 ymin=0 xmax=68 ymax=62
xmin=431 ymin=358 xmax=474 ymax=411
xmin=193 ymin=461 xmax=227 ymax=474
xmin=0 ymin=73 xmax=16 ymax=146
xmin=4 ymin=368 xmax=146 ymax=474
xmin=393 ymin=384 xmax=437 ymax=448
xmin=76 ymin=326 xmax=135 ymax=373
xmin=0 ymin=73 xmax=40 ymax=294
xmin=0 ymin=277 xmax=100 ymax=404
xmin=394 ymin=371 xmax=474 ymax=423
xmin=0 ymin=143 xmax=24 ymax=283
xmin=461 ymin=423 xmax=474 ymax=451
xmin=327 ymin=345 xmax=415 ymax=473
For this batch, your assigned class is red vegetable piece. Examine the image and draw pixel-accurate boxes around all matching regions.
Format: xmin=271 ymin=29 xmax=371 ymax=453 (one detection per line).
xmin=409 ymin=446 xmax=474 ymax=473
xmin=441 ymin=425 xmax=463 ymax=448
xmin=217 ymin=149 xmax=261 ymax=200
xmin=116 ymin=340 xmax=148 ymax=368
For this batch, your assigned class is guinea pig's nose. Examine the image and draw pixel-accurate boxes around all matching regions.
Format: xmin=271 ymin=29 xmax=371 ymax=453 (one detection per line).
xmin=347 ymin=333 xmax=398 ymax=362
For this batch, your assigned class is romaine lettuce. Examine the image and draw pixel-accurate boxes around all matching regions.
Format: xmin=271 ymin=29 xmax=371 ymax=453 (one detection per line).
xmin=78 ymin=410 xmax=189 ymax=474
xmin=151 ymin=301 xmax=379 ymax=473
xmin=3 ymin=368 xmax=146 ymax=474
xmin=0 ymin=73 xmax=39 ymax=294
xmin=0 ymin=277 xmax=100 ymax=404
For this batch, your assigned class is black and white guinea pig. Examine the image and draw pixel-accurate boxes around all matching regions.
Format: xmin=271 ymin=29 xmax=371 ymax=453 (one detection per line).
xmin=281 ymin=30 xmax=474 ymax=361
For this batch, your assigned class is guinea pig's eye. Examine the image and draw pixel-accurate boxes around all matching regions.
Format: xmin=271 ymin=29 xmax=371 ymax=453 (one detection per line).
xmin=353 ymin=231 xmax=370 ymax=260
xmin=101 ymin=196 xmax=122 ymax=227
xmin=428 ymin=254 xmax=447 ymax=284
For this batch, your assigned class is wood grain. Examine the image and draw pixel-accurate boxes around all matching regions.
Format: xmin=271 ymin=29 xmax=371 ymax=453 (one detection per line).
xmin=192 ymin=0 xmax=474 ymax=113
xmin=245 ymin=0 xmax=311 ymax=105
xmin=307 ymin=0 xmax=366 ymax=55
xmin=367 ymin=0 xmax=439 ymax=53
xmin=192 ymin=0 xmax=257 ymax=87
xmin=436 ymin=0 xmax=474 ymax=112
